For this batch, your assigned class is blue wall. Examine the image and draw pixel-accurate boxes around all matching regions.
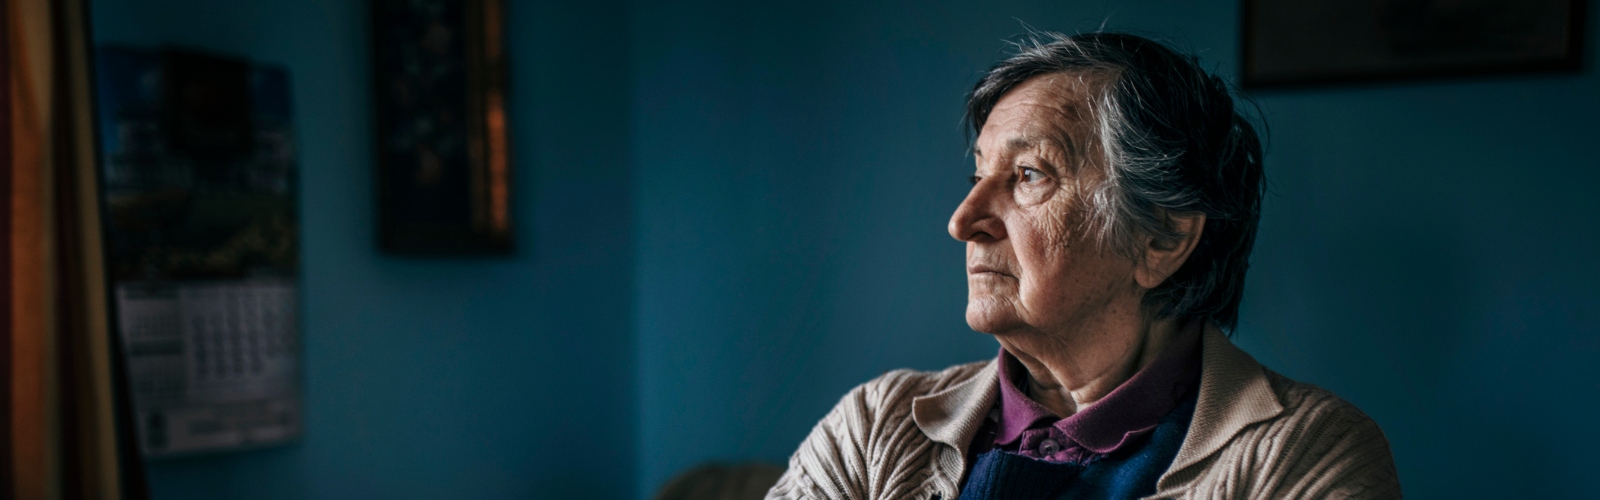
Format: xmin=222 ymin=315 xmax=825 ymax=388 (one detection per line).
xmin=631 ymin=1 xmax=1600 ymax=499
xmin=94 ymin=0 xmax=1599 ymax=498
xmin=91 ymin=0 xmax=636 ymax=498
xmin=1242 ymin=55 xmax=1600 ymax=499
xmin=627 ymin=0 xmax=1231 ymax=493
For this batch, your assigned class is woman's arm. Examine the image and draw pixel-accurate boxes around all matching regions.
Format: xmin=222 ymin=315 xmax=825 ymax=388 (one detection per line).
xmin=766 ymin=369 xmax=947 ymax=500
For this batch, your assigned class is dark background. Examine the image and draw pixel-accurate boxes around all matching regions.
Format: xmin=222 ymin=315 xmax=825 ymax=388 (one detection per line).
xmin=91 ymin=0 xmax=1600 ymax=498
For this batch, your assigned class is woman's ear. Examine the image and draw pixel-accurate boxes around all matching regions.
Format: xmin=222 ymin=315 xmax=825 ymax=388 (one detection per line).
xmin=1135 ymin=212 xmax=1205 ymax=290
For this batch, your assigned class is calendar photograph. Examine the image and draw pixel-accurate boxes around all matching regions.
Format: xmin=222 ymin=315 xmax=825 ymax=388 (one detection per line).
xmin=94 ymin=46 xmax=304 ymax=457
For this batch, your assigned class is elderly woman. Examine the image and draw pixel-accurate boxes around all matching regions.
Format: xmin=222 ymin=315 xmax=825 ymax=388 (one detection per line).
xmin=767 ymin=32 xmax=1400 ymax=500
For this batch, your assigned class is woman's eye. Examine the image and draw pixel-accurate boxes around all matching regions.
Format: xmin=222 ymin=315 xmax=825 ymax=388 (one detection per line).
xmin=1019 ymin=167 xmax=1046 ymax=183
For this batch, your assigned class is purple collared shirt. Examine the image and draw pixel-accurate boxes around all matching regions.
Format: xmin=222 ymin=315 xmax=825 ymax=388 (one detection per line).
xmin=968 ymin=325 xmax=1203 ymax=464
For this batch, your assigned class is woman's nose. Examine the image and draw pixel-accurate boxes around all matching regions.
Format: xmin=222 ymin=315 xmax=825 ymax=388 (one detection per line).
xmin=949 ymin=180 xmax=1006 ymax=243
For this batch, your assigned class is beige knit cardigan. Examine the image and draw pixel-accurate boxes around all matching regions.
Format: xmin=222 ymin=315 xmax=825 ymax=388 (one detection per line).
xmin=766 ymin=328 xmax=1402 ymax=499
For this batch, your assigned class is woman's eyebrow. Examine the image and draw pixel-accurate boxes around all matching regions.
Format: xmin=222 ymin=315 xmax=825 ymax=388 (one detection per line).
xmin=1007 ymin=134 xmax=1074 ymax=154
xmin=974 ymin=133 xmax=1073 ymax=165
xmin=1006 ymin=135 xmax=1075 ymax=172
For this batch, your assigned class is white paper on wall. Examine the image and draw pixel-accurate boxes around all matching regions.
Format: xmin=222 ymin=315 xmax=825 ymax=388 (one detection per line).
xmin=117 ymin=281 xmax=302 ymax=457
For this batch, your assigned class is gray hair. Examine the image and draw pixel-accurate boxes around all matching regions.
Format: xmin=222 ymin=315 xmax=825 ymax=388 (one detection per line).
xmin=963 ymin=31 xmax=1265 ymax=332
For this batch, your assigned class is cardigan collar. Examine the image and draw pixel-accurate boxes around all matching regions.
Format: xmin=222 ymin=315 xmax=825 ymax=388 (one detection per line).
xmin=911 ymin=358 xmax=999 ymax=455
xmin=911 ymin=326 xmax=1283 ymax=484
xmin=1160 ymin=326 xmax=1284 ymax=485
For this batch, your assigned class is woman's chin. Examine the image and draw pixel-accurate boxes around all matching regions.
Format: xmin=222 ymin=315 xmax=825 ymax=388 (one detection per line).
xmin=964 ymin=302 xmax=1020 ymax=335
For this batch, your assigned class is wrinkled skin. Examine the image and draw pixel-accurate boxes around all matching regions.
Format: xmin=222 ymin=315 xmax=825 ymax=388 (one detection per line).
xmin=948 ymin=73 xmax=1204 ymax=417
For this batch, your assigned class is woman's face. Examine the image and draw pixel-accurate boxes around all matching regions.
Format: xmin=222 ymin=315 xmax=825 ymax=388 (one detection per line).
xmin=948 ymin=74 xmax=1142 ymax=338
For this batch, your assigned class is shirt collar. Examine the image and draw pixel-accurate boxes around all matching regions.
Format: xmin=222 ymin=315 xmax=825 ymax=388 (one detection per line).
xmin=914 ymin=325 xmax=1285 ymax=489
xmin=992 ymin=322 xmax=1204 ymax=454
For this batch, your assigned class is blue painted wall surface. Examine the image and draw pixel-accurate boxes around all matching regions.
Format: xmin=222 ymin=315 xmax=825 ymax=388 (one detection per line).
xmin=632 ymin=1 xmax=1600 ymax=499
xmin=94 ymin=0 xmax=1599 ymax=498
xmin=91 ymin=0 xmax=636 ymax=498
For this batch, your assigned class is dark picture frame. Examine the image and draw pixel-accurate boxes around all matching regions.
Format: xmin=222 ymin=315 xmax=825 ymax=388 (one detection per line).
xmin=372 ymin=0 xmax=512 ymax=255
xmin=1242 ymin=0 xmax=1587 ymax=88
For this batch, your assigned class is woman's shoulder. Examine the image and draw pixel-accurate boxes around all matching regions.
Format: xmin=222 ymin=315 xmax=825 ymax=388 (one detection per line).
xmin=858 ymin=359 xmax=992 ymax=399
xmin=835 ymin=359 xmax=993 ymax=418
xmin=1179 ymin=367 xmax=1403 ymax=498
xmin=1200 ymin=329 xmax=1392 ymax=445
xmin=1253 ymin=370 xmax=1402 ymax=496
xmin=1261 ymin=369 xmax=1383 ymax=430
xmin=774 ymin=360 xmax=995 ymax=500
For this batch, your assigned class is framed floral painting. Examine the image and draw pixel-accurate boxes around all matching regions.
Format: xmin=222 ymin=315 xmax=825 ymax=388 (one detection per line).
xmin=372 ymin=0 xmax=512 ymax=254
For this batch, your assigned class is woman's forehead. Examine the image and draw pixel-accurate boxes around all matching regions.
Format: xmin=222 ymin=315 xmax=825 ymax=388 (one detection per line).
xmin=977 ymin=74 xmax=1103 ymax=158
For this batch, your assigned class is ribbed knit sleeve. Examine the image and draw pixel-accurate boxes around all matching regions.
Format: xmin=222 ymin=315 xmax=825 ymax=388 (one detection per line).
xmin=766 ymin=368 xmax=973 ymax=500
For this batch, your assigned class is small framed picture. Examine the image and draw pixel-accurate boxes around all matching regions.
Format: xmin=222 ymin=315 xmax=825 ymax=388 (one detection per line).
xmin=372 ymin=0 xmax=513 ymax=254
xmin=1242 ymin=0 xmax=1586 ymax=88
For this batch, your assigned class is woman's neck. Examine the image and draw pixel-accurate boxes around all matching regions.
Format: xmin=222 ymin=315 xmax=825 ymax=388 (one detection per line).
xmin=995 ymin=313 xmax=1185 ymax=418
